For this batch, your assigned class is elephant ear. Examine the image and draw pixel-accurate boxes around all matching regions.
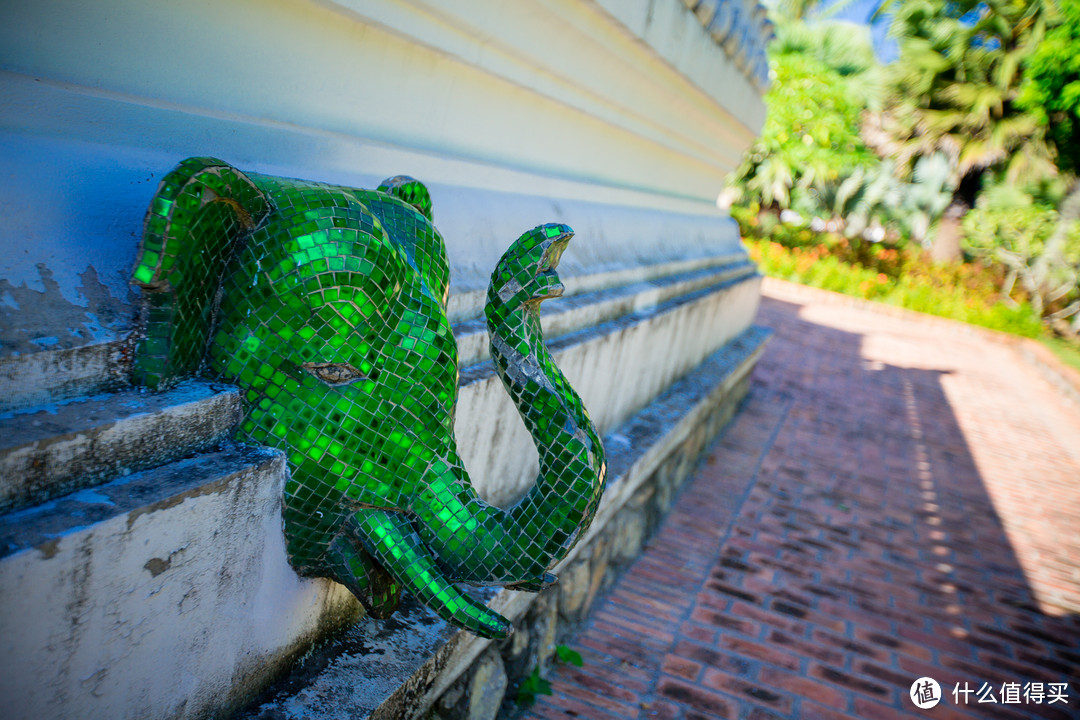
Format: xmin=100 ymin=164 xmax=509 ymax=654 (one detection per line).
xmin=377 ymin=176 xmax=433 ymax=222
xmin=132 ymin=157 xmax=271 ymax=389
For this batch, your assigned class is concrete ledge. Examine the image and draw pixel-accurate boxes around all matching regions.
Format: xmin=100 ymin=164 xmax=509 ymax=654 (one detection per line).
xmin=0 ymin=381 xmax=241 ymax=513
xmin=0 ymin=253 xmax=748 ymax=414
xmin=235 ymin=324 xmax=770 ymax=720
xmin=446 ymin=253 xmax=747 ymax=325
xmin=0 ymin=445 xmax=363 ymax=720
xmin=0 ymin=445 xmax=276 ymax=560
xmin=457 ymin=272 xmax=760 ymax=505
xmin=454 ymin=257 xmax=754 ymax=366
xmin=0 ymin=273 xmax=762 ymax=720
xmin=0 ymin=266 xmax=757 ymax=513
xmin=0 ymin=338 xmax=132 ymax=414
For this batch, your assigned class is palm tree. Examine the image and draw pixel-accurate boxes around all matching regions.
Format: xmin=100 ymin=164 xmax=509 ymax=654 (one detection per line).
xmin=869 ymin=0 xmax=1057 ymax=260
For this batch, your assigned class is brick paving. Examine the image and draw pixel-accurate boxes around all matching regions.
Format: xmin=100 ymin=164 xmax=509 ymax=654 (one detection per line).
xmin=521 ymin=281 xmax=1080 ymax=720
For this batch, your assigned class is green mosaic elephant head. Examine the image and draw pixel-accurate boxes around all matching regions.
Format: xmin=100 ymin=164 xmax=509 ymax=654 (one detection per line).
xmin=130 ymin=158 xmax=606 ymax=639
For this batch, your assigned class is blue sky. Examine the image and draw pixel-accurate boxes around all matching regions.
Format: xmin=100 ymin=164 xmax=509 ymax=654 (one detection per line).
xmin=821 ymin=0 xmax=899 ymax=62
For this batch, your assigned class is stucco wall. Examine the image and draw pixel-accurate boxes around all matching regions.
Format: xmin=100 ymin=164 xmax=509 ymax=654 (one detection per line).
xmin=0 ymin=0 xmax=765 ymax=368
xmin=0 ymin=3 xmax=772 ymax=717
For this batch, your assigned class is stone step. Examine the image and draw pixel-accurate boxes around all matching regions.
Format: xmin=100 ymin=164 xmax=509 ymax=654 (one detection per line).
xmin=0 ymin=262 xmax=753 ymax=516
xmin=0 ymin=380 xmax=240 ymax=514
xmin=0 ymin=443 xmax=362 ymax=720
xmin=453 ymin=258 xmax=755 ymax=366
xmin=444 ymin=252 xmax=749 ymax=324
xmin=0 ymin=271 xmax=762 ymax=720
xmin=455 ymin=270 xmax=761 ymax=506
xmin=0 ymin=337 xmax=132 ymax=415
xmin=0 ymin=255 xmax=746 ymax=416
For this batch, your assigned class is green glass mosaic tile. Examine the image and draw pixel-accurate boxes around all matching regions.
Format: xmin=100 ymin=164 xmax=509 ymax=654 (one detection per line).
xmin=130 ymin=158 xmax=607 ymax=639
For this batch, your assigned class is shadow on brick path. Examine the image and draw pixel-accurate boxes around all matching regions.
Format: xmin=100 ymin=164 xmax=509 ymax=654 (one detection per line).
xmin=519 ymin=289 xmax=1080 ymax=720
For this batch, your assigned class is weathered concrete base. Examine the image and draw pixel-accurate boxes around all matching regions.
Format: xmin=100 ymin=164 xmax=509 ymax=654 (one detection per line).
xmin=0 ymin=263 xmax=762 ymax=720
xmin=0 ymin=338 xmax=133 ymax=414
xmin=0 ymin=446 xmax=362 ymax=720
xmin=235 ymin=325 xmax=770 ymax=720
xmin=0 ymin=381 xmax=240 ymax=513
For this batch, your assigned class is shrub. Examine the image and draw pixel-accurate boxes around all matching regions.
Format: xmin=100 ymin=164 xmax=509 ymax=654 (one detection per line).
xmin=962 ymin=186 xmax=1080 ymax=320
xmin=745 ymin=236 xmax=1044 ymax=338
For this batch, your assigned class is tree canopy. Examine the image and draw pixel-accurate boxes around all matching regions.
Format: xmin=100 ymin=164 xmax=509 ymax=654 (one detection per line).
xmin=871 ymin=0 xmax=1057 ymax=188
xmin=1018 ymin=0 xmax=1080 ymax=175
xmin=729 ymin=0 xmax=1080 ymax=333
xmin=727 ymin=19 xmax=879 ymax=213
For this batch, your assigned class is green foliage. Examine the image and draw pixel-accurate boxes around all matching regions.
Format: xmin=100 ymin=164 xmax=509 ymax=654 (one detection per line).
xmin=772 ymin=18 xmax=879 ymax=83
xmin=732 ymin=0 xmax=1080 ymax=343
xmin=900 ymin=154 xmax=955 ymax=244
xmin=962 ymin=183 xmax=1080 ymax=318
xmin=868 ymin=0 xmax=1079 ymax=323
xmin=1018 ymin=0 xmax=1080 ymax=174
xmin=823 ymin=161 xmax=901 ymax=238
xmin=873 ymin=0 xmax=1056 ymax=184
xmin=728 ymin=20 xmax=879 ymax=213
xmin=730 ymin=13 xmax=960 ymax=243
xmin=515 ymin=667 xmax=552 ymax=706
xmin=962 ymin=185 xmax=1059 ymax=257
xmin=513 ymin=645 xmax=584 ymax=706
xmin=744 ymin=235 xmax=1045 ymax=337
xmin=1040 ymin=335 xmax=1080 ymax=373
xmin=771 ymin=0 xmax=826 ymax=21
xmin=555 ymin=644 xmax=584 ymax=667
xmin=769 ymin=0 xmax=861 ymax=23
xmin=817 ymin=154 xmax=953 ymax=244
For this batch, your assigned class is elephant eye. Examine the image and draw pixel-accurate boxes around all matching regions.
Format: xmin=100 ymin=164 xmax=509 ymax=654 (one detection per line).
xmin=301 ymin=362 xmax=367 ymax=386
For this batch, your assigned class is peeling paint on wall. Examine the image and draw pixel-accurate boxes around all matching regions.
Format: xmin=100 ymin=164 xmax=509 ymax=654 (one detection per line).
xmin=0 ymin=265 xmax=135 ymax=357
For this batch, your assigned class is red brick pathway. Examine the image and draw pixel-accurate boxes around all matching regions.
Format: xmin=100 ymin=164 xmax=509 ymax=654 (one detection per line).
xmin=521 ymin=282 xmax=1080 ymax=720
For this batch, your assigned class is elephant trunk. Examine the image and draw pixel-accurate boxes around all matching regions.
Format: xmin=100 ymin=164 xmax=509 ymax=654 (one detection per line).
xmin=490 ymin=300 xmax=607 ymax=565
xmin=410 ymin=226 xmax=606 ymax=587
